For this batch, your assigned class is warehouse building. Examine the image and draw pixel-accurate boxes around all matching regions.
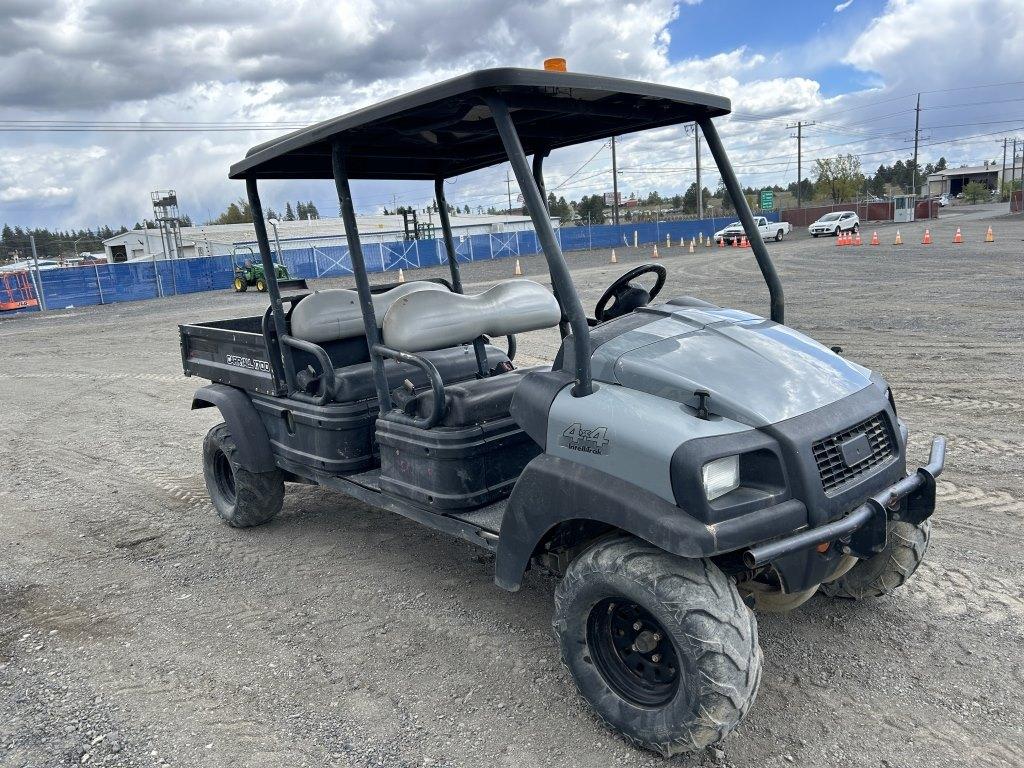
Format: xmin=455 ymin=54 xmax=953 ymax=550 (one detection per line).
xmin=925 ymin=158 xmax=1022 ymax=197
xmin=101 ymin=213 xmax=553 ymax=263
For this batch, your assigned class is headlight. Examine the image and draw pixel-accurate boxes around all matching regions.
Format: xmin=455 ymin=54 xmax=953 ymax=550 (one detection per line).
xmin=702 ymin=455 xmax=740 ymax=501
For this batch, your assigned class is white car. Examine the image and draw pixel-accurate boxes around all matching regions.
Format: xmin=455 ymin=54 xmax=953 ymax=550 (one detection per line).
xmin=808 ymin=211 xmax=859 ymax=237
xmin=713 ymin=216 xmax=792 ymax=244
xmin=936 ymin=194 xmax=949 ymax=207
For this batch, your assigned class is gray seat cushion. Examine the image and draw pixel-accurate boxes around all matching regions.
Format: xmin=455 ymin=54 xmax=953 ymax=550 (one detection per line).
xmin=398 ymin=367 xmax=547 ymax=427
xmin=330 ymin=344 xmax=509 ymax=403
xmin=291 ymin=281 xmax=448 ymax=343
xmin=381 ymin=279 xmax=560 ymax=352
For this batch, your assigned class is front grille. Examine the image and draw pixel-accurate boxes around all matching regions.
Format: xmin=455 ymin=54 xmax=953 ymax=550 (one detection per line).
xmin=812 ymin=413 xmax=895 ymax=496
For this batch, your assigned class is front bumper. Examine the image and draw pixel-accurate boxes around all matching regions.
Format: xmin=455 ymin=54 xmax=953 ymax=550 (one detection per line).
xmin=744 ymin=435 xmax=945 ymax=572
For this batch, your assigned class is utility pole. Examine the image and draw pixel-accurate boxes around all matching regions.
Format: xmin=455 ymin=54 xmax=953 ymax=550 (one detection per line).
xmin=912 ymin=92 xmax=921 ymax=197
xmin=786 ymin=121 xmax=815 ymax=208
xmin=610 ymin=136 xmax=618 ymax=228
xmin=1001 ymin=138 xmax=1008 ymax=197
xmin=505 ymin=170 xmax=513 ymax=215
xmin=1013 ymin=138 xmax=1019 ymax=212
xmin=694 ymin=127 xmax=703 ymax=216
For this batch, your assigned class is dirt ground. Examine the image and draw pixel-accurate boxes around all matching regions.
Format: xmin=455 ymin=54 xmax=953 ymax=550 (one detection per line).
xmin=2 ymin=211 xmax=1022 ymax=768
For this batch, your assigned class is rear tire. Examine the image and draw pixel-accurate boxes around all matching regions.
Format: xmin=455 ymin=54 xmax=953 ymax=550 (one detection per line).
xmin=202 ymin=423 xmax=284 ymax=527
xmin=820 ymin=519 xmax=930 ymax=599
xmin=553 ymin=536 xmax=761 ymax=756
xmin=775 ymin=229 xmax=784 ymax=242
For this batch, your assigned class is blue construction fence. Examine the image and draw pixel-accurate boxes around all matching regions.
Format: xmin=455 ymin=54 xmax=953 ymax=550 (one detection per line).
xmin=10 ymin=214 xmax=777 ymax=313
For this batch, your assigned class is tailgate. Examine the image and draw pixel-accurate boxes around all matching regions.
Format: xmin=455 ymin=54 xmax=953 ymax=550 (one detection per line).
xmin=179 ymin=317 xmax=281 ymax=396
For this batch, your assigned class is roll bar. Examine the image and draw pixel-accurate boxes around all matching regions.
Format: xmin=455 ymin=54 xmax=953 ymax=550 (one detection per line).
xmin=246 ymin=96 xmax=786 ymax=407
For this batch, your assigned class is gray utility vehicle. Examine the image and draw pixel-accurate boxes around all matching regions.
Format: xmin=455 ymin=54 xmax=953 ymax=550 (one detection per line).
xmin=180 ymin=68 xmax=945 ymax=756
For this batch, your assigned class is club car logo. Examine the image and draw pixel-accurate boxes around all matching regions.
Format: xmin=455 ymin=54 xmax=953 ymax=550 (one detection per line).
xmin=225 ymin=354 xmax=271 ymax=373
xmin=559 ymin=422 xmax=610 ymax=456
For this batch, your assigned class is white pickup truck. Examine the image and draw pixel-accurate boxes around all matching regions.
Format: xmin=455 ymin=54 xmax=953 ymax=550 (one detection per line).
xmin=713 ymin=216 xmax=791 ymax=244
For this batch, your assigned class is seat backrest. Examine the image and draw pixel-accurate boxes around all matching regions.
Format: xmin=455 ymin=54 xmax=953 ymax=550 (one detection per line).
xmin=381 ymin=279 xmax=561 ymax=353
xmin=290 ymin=281 xmax=448 ymax=343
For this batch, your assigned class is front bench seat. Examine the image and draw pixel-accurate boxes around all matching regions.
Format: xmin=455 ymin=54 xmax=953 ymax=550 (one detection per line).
xmin=381 ymin=279 xmax=561 ymax=353
xmin=291 ymin=281 xmax=448 ymax=344
xmin=380 ymin=280 xmax=561 ymax=428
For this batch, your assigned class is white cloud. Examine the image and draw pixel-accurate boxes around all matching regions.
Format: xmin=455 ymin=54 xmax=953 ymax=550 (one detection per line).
xmin=834 ymin=0 xmax=854 ymax=12
xmin=0 ymin=0 xmax=1020 ymax=228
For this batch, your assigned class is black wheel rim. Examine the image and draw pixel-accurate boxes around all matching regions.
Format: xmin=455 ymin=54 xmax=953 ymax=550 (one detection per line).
xmin=213 ymin=449 xmax=236 ymax=504
xmin=587 ymin=598 xmax=680 ymax=707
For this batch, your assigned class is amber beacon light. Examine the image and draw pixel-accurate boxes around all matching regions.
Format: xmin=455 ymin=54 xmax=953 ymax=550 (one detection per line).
xmin=543 ymin=57 xmax=567 ymax=71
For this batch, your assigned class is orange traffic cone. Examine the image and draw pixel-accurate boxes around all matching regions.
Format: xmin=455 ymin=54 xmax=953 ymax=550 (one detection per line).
xmin=705 ymin=235 xmax=712 ymax=247
xmin=894 ymin=229 xmax=903 ymax=245
xmin=718 ymin=237 xmax=725 ymax=248
xmin=836 ymin=232 xmax=844 ymax=246
xmin=397 ymin=268 xmax=405 ymax=283
xmin=921 ymin=229 xmax=932 ymax=245
xmin=610 ymin=249 xmax=618 ymax=264
xmin=652 ymin=244 xmax=660 ymax=259
xmin=953 ymin=227 xmax=963 ymax=244
xmin=741 ymin=235 xmax=749 ymax=248
xmin=688 ymin=239 xmax=695 ymax=254
xmin=853 ymin=231 xmax=863 ymax=246
xmin=985 ymin=226 xmax=994 ymax=243
xmin=514 ymin=259 xmax=523 ymax=276
xmin=732 ymin=237 xmax=739 ymax=248
xmin=870 ymin=231 xmax=880 ymax=246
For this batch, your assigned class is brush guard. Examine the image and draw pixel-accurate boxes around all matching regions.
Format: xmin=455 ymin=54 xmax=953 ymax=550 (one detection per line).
xmin=744 ymin=436 xmax=945 ymax=570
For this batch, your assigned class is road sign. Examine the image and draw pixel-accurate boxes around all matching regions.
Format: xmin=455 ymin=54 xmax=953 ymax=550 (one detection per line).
xmin=759 ymin=189 xmax=775 ymax=210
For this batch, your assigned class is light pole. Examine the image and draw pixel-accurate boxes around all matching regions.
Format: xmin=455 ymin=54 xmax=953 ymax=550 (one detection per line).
xmin=267 ymin=218 xmax=284 ymax=265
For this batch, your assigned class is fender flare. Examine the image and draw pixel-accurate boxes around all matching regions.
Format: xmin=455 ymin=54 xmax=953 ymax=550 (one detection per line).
xmin=191 ymin=384 xmax=276 ymax=473
xmin=494 ymin=454 xmax=720 ymax=591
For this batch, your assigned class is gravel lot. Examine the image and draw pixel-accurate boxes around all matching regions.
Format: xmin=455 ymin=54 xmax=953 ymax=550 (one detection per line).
xmin=2 ymin=211 xmax=1022 ymax=768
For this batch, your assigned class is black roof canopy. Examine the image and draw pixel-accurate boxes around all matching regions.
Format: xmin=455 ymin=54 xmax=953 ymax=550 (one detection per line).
xmin=229 ymin=68 xmax=730 ymax=181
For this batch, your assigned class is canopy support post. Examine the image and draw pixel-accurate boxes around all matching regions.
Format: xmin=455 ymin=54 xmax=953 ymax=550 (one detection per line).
xmin=531 ymin=149 xmax=569 ymax=339
xmin=433 ymin=178 xmax=464 ymax=293
xmin=487 ymin=96 xmax=592 ymax=396
xmin=331 ymin=143 xmax=393 ymax=411
xmin=698 ymin=117 xmax=785 ymax=324
xmin=246 ymin=176 xmax=297 ymax=392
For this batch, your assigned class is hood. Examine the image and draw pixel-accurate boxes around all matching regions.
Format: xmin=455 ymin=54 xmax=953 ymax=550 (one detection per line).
xmin=591 ymin=305 xmax=873 ymax=427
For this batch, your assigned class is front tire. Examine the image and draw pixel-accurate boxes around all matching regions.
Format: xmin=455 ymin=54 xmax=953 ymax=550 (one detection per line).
xmin=820 ymin=519 xmax=930 ymax=599
xmin=202 ymin=423 xmax=284 ymax=527
xmin=255 ymin=277 xmax=268 ymax=292
xmin=233 ymin=277 xmax=247 ymax=292
xmin=553 ymin=536 xmax=761 ymax=757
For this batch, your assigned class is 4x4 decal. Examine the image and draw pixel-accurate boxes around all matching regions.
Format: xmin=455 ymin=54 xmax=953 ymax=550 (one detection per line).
xmin=559 ymin=423 xmax=610 ymax=456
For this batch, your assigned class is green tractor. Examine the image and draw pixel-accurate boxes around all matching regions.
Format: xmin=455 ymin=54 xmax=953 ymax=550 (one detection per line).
xmin=233 ymin=260 xmax=289 ymax=293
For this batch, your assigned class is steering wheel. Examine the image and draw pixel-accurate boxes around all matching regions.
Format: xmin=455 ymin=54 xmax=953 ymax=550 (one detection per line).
xmin=594 ymin=264 xmax=667 ymax=322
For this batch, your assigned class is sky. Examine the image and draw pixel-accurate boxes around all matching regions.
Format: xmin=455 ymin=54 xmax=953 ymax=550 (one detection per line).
xmin=0 ymin=0 xmax=1022 ymax=230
